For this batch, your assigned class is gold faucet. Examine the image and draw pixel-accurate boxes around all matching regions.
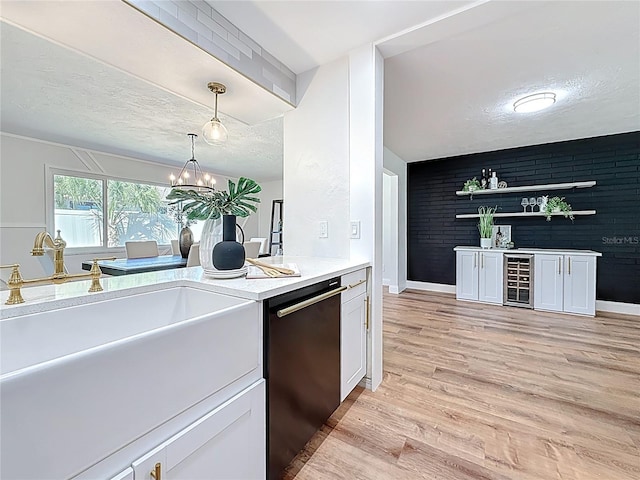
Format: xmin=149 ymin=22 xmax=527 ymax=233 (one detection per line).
xmin=0 ymin=230 xmax=116 ymax=305
xmin=31 ymin=229 xmax=67 ymax=279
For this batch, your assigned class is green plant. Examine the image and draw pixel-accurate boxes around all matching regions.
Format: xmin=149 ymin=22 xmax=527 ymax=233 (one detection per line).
xmin=167 ymin=177 xmax=261 ymax=221
xmin=477 ymin=206 xmax=496 ymax=238
xmin=544 ymin=196 xmax=574 ymax=221
xmin=462 ymin=177 xmax=482 ymax=192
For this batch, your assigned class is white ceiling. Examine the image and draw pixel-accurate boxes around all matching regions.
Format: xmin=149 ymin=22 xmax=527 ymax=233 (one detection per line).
xmin=210 ymin=0 xmax=474 ymax=74
xmin=213 ymin=0 xmax=640 ymax=162
xmin=1 ymin=0 xmax=638 ymax=176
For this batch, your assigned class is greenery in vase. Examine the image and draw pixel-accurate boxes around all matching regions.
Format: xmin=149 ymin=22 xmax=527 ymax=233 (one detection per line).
xmin=543 ymin=196 xmax=574 ymax=221
xmin=167 ymin=177 xmax=261 ymax=221
xmin=462 ymin=177 xmax=483 ymax=192
xmin=477 ymin=206 xmax=497 ymax=238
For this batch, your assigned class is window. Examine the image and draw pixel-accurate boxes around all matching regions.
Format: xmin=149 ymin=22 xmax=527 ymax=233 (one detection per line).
xmin=53 ymin=173 xmax=184 ymax=249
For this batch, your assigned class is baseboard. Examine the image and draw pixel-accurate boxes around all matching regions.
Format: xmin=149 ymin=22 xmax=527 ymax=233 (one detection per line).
xmin=358 ymin=377 xmax=372 ymax=391
xmin=405 ymin=281 xmax=456 ymax=294
xmin=388 ymin=285 xmax=402 ymax=294
xmin=596 ymin=300 xmax=640 ymax=316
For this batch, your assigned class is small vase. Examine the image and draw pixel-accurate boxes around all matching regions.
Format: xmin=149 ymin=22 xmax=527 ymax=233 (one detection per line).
xmin=179 ymin=226 xmax=193 ymax=258
xmin=212 ymin=215 xmax=245 ymax=270
xmin=480 ymin=237 xmax=492 ymax=249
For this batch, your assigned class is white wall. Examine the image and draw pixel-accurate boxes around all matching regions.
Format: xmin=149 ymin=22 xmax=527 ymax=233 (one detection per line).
xmin=383 ymin=147 xmax=408 ymax=293
xmin=0 ymin=133 xmax=272 ymax=278
xmin=348 ymin=45 xmax=384 ymax=391
xmin=382 ymin=172 xmax=398 ymax=288
xmin=283 ymin=58 xmax=351 ymax=258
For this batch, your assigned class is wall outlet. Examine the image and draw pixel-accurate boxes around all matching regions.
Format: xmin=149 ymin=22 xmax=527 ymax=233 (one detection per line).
xmin=350 ymin=221 xmax=361 ymax=239
xmin=319 ymin=220 xmax=328 ymax=238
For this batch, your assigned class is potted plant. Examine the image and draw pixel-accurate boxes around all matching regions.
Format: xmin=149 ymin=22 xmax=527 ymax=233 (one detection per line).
xmin=462 ymin=177 xmax=482 ymax=192
xmin=543 ymin=196 xmax=574 ymax=221
xmin=167 ymin=177 xmax=261 ymax=270
xmin=477 ymin=206 xmax=496 ymax=249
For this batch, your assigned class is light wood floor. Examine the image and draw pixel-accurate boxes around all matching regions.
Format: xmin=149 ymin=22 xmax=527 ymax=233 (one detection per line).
xmin=285 ymin=290 xmax=640 ymax=480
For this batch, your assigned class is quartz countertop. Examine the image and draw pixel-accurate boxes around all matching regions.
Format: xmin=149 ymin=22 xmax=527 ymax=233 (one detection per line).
xmin=0 ymin=256 xmax=369 ymax=319
xmin=453 ymin=246 xmax=602 ymax=256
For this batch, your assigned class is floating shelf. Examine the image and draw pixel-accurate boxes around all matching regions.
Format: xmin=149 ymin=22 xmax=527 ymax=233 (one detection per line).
xmin=455 ymin=210 xmax=596 ymax=219
xmin=456 ymin=180 xmax=596 ymax=196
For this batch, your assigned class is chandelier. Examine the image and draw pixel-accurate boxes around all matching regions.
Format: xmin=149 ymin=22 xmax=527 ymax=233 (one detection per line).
xmin=169 ymin=133 xmax=215 ymax=193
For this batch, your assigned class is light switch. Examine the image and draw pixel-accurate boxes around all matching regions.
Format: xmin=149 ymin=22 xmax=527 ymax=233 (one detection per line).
xmin=350 ymin=221 xmax=361 ymax=239
xmin=319 ymin=221 xmax=328 ymax=238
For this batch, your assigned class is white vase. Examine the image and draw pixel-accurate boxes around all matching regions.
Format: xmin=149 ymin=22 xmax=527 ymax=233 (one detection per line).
xmin=199 ymin=217 xmax=223 ymax=271
xmin=480 ymin=238 xmax=492 ymax=249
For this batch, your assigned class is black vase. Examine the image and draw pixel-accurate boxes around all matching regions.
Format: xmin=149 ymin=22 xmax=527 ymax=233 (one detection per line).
xmin=212 ymin=215 xmax=245 ymax=270
xmin=179 ymin=226 xmax=193 ymax=259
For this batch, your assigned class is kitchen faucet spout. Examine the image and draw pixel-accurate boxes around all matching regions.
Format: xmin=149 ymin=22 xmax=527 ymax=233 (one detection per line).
xmin=31 ymin=230 xmax=67 ymax=276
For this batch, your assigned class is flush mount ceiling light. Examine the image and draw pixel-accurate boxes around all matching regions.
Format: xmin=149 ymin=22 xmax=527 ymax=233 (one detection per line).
xmin=170 ymin=133 xmax=215 ymax=193
xmin=202 ymin=82 xmax=229 ymax=144
xmin=513 ymin=92 xmax=557 ymax=113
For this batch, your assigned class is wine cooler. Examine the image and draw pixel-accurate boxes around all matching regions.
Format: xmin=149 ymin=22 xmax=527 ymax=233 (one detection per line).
xmin=504 ymin=254 xmax=534 ymax=308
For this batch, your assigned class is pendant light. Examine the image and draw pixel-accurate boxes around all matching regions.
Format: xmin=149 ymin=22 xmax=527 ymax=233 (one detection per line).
xmin=170 ymin=133 xmax=215 ymax=193
xmin=202 ymin=82 xmax=229 ymax=144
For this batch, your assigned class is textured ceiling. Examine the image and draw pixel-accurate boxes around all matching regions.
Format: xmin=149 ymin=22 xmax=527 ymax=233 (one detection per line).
xmin=2 ymin=0 xmax=638 ymax=175
xmin=383 ymin=0 xmax=640 ymax=161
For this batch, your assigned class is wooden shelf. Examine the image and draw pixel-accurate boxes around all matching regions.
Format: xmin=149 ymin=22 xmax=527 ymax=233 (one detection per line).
xmin=455 ymin=210 xmax=596 ymax=219
xmin=456 ymin=180 xmax=596 ymax=196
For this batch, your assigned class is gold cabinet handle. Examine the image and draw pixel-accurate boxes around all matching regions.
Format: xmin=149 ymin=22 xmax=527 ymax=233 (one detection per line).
xmin=348 ymin=278 xmax=367 ymax=289
xmin=150 ymin=462 xmax=161 ymax=480
xmin=365 ymin=295 xmax=370 ymax=330
xmin=473 ymin=252 xmax=477 ymax=268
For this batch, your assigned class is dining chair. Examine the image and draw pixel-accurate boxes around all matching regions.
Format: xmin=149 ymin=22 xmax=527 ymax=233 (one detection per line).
xmin=249 ymin=237 xmax=268 ymax=255
xmin=243 ymin=241 xmax=261 ymax=259
xmin=186 ymin=243 xmax=200 ymax=267
xmin=125 ymin=240 xmax=159 ymax=259
xmin=171 ymin=239 xmax=180 ymax=255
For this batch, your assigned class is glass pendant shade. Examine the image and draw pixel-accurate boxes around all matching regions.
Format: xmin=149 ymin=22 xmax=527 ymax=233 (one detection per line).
xmin=202 ymin=117 xmax=229 ymax=144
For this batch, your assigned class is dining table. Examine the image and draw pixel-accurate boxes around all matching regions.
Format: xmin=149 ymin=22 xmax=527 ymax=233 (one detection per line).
xmin=81 ymin=254 xmax=188 ymax=276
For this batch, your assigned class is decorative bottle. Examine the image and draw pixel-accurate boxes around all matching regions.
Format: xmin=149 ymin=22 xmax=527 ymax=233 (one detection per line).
xmin=481 ymin=169 xmax=487 ymax=189
xmin=490 ymin=171 xmax=498 ymax=190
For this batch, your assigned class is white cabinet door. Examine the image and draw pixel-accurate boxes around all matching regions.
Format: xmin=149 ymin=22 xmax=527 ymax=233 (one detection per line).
xmin=534 ymin=254 xmax=564 ymax=312
xmin=132 ymin=380 xmax=265 ymax=480
xmin=478 ymin=251 xmax=504 ymax=304
xmin=341 ymin=293 xmax=367 ymax=401
xmin=456 ymin=250 xmax=479 ymax=301
xmin=563 ymin=255 xmax=597 ymax=316
xmin=109 ymin=467 xmax=134 ymax=480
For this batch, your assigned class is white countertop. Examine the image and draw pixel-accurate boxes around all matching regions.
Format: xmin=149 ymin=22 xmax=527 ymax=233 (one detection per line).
xmin=454 ymin=246 xmax=602 ymax=256
xmin=0 ymin=256 xmax=369 ymax=319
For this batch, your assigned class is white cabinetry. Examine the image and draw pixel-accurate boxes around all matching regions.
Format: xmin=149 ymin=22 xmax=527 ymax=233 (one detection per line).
xmin=133 ymin=380 xmax=265 ymax=480
xmin=534 ymin=254 xmax=597 ymax=316
xmin=456 ymin=250 xmax=503 ymax=304
xmin=340 ymin=269 xmax=367 ymax=402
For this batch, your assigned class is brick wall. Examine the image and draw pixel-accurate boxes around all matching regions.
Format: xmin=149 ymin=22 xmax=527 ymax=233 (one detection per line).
xmin=407 ymin=131 xmax=640 ymax=304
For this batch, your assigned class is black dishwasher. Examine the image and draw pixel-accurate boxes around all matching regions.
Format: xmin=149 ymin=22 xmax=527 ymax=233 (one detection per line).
xmin=264 ymin=277 xmax=345 ymax=479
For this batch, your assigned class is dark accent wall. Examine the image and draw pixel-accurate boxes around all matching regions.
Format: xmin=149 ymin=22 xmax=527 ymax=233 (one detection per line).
xmin=407 ymin=131 xmax=640 ymax=304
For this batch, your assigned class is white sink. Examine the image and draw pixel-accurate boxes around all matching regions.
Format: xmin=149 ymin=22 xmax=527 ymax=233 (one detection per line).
xmin=0 ymin=286 xmax=246 ymax=376
xmin=1 ymin=286 xmax=261 ymax=479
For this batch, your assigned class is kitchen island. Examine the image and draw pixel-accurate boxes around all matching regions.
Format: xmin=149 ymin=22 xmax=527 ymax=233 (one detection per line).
xmin=0 ymin=256 xmax=369 ymax=480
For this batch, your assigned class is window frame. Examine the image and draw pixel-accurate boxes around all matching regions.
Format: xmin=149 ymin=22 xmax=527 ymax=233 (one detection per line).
xmin=47 ymin=167 xmax=176 ymax=254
